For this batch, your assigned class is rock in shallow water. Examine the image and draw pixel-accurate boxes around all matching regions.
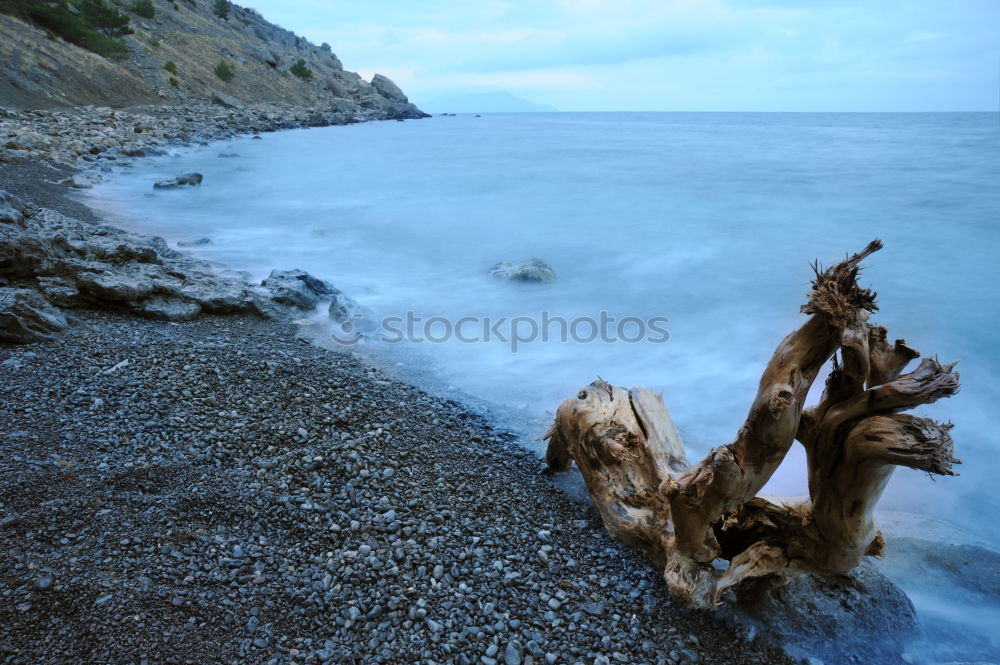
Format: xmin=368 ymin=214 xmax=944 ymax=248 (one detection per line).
xmin=0 ymin=288 xmax=68 ymax=344
xmin=490 ymin=258 xmax=556 ymax=285
xmin=261 ymin=269 xmax=335 ymax=310
xmin=328 ymin=292 xmax=379 ymax=338
xmin=177 ymin=237 xmax=212 ymax=247
xmin=732 ymin=560 xmax=921 ymax=663
xmin=153 ymin=172 xmax=203 ymax=189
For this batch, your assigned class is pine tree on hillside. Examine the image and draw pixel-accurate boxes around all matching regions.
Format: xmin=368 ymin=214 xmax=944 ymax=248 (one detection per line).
xmin=78 ymin=0 xmax=133 ymax=38
xmin=0 ymin=0 xmax=133 ymax=58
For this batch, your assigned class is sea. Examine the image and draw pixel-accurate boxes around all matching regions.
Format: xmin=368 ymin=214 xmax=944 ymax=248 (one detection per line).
xmin=85 ymin=112 xmax=1000 ymax=663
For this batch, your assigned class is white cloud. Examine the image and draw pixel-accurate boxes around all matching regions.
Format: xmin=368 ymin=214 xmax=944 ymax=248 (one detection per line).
xmin=246 ymin=0 xmax=1000 ymax=111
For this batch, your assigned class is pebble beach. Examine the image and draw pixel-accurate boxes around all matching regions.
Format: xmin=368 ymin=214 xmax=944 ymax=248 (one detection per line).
xmin=0 ymin=310 xmax=789 ymax=665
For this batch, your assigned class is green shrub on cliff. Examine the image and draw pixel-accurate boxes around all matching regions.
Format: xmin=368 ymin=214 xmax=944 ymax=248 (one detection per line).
xmin=129 ymin=0 xmax=154 ymax=18
xmin=163 ymin=60 xmax=177 ymax=74
xmin=289 ymin=59 xmax=313 ymax=82
xmin=212 ymin=0 xmax=228 ymax=20
xmin=0 ymin=0 xmax=133 ymax=58
xmin=78 ymin=0 xmax=133 ymax=37
xmin=213 ymin=60 xmax=234 ymax=82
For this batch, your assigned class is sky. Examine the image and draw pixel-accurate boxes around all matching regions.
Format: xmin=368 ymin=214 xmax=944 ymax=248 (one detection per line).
xmin=243 ymin=0 xmax=999 ymax=112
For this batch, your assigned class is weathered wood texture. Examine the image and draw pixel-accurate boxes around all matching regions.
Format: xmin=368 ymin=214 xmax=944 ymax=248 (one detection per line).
xmin=543 ymin=241 xmax=960 ymax=608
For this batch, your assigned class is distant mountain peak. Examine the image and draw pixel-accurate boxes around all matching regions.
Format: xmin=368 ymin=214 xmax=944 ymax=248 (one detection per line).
xmin=416 ymin=91 xmax=558 ymax=114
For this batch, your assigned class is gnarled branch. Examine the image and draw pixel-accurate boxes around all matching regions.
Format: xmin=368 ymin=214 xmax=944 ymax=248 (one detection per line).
xmin=544 ymin=241 xmax=960 ymax=608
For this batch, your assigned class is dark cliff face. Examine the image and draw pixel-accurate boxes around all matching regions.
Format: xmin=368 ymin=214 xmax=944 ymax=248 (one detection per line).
xmin=0 ymin=1 xmax=427 ymax=119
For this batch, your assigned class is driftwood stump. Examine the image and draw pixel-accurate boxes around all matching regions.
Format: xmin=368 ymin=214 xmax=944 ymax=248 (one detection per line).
xmin=543 ymin=241 xmax=960 ymax=608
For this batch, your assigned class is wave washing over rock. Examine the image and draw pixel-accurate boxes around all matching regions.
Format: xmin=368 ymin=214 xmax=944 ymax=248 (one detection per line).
xmin=0 ymin=186 xmax=347 ymax=338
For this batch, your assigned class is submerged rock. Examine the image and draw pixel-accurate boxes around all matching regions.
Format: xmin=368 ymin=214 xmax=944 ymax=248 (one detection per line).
xmin=153 ymin=172 xmax=203 ymax=189
xmin=873 ymin=536 xmax=1000 ymax=660
xmin=731 ymin=560 xmax=920 ymax=663
xmin=490 ymin=258 xmax=556 ymax=285
xmin=177 ymin=237 xmax=212 ymax=247
xmin=0 ymin=288 xmax=68 ymax=344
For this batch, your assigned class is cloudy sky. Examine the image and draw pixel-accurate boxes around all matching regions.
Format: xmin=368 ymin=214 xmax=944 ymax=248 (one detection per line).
xmin=245 ymin=0 xmax=997 ymax=111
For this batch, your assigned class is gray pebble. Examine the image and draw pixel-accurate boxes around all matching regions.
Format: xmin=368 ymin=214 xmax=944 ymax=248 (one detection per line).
xmin=504 ymin=640 xmax=523 ymax=665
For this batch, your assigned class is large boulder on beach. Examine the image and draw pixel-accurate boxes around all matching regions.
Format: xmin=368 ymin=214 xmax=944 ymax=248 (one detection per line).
xmin=153 ymin=172 xmax=203 ymax=189
xmin=4 ymin=130 xmax=50 ymax=151
xmin=1 ymin=198 xmax=354 ymax=324
xmin=732 ymin=560 xmax=921 ymax=662
xmin=490 ymin=258 xmax=557 ymax=285
xmin=0 ymin=288 xmax=68 ymax=344
xmin=261 ymin=269 xmax=335 ymax=310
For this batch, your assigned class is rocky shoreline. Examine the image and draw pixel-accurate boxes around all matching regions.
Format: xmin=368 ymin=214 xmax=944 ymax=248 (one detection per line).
xmin=1 ymin=102 xmax=416 ymax=343
xmin=1 ymin=100 xmax=420 ymax=171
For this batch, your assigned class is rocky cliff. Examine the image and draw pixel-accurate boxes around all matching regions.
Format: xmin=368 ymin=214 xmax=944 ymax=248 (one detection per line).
xmin=0 ymin=0 xmax=426 ymax=119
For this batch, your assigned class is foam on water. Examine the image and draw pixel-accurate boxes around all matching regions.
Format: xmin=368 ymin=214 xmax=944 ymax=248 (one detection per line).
xmin=84 ymin=112 xmax=1000 ymax=662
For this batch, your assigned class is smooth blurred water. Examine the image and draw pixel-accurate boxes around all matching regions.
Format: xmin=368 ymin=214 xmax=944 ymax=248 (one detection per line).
xmin=86 ymin=112 xmax=1000 ymax=661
